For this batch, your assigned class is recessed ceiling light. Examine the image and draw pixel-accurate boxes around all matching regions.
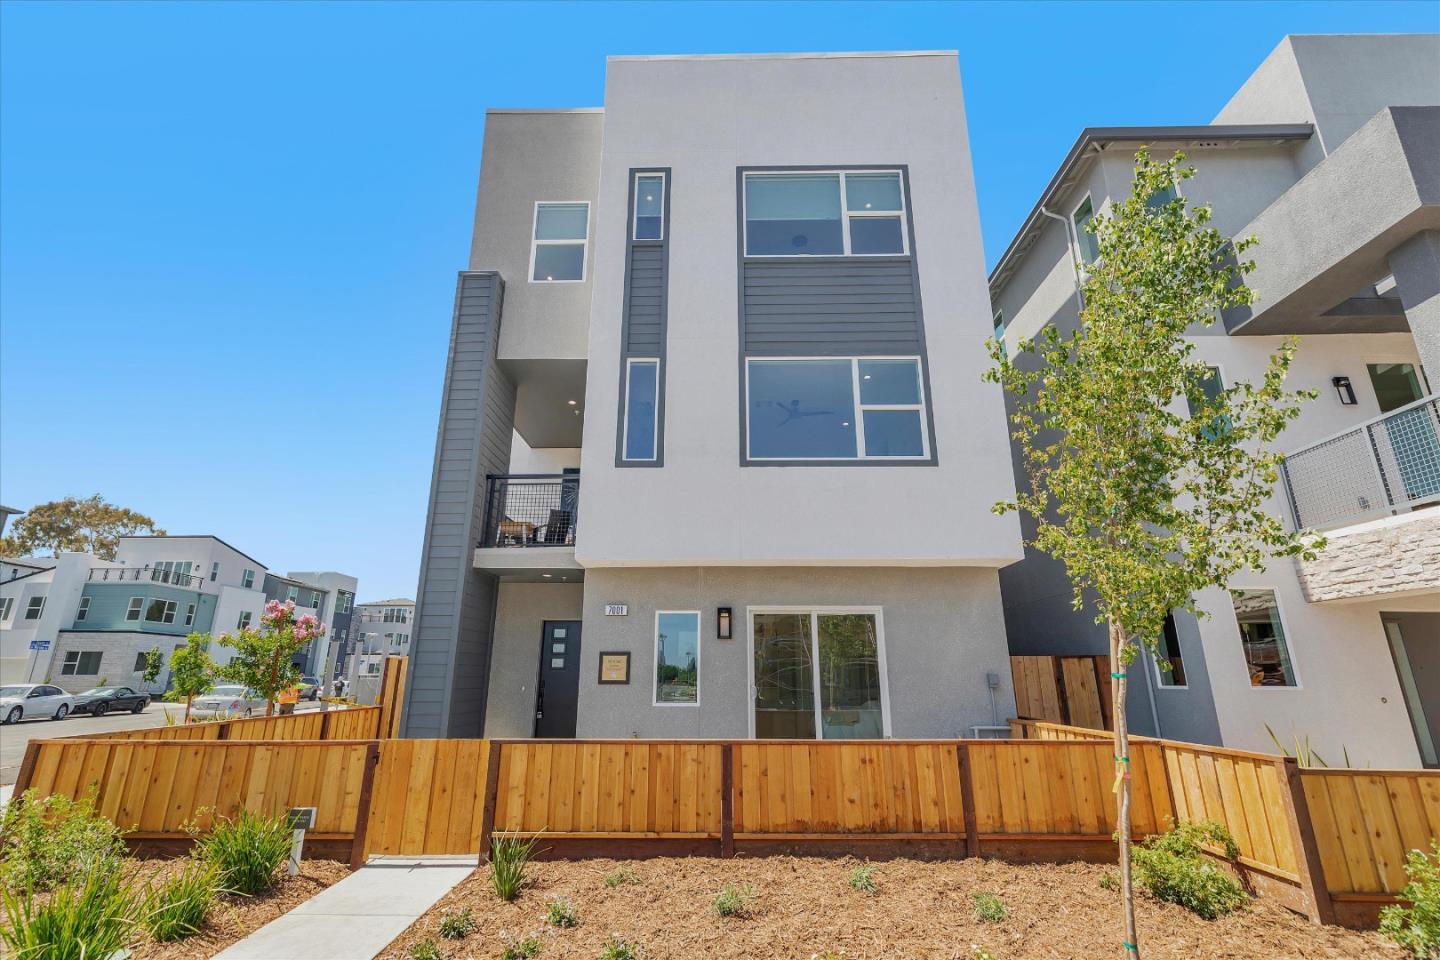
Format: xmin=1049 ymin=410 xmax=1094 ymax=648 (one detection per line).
xmin=545 ymin=275 xmax=554 ymax=281
xmin=842 ymin=421 xmax=851 ymax=427
xmin=863 ymin=374 xmax=872 ymax=380
xmin=567 ymin=400 xmax=577 ymax=406
xmin=645 ymin=195 xmax=653 ymax=202
xmin=542 ymin=573 xmax=552 ymax=578
xmin=864 ymin=202 xmax=873 ymax=209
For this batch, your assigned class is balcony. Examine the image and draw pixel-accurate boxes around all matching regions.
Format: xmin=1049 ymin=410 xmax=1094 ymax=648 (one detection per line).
xmin=1281 ymin=396 xmax=1440 ymax=531
xmin=474 ymin=474 xmax=582 ymax=579
xmin=87 ymin=566 xmax=205 ymax=589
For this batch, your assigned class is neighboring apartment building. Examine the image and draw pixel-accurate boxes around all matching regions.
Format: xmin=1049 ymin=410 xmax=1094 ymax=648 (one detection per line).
xmin=404 ymin=51 xmax=1023 ymax=741
xmin=261 ymin=570 xmax=357 ymax=679
xmin=991 ymin=35 xmax=1440 ymax=767
xmin=0 ymin=535 xmax=358 ymax=690
xmin=348 ymin=598 xmax=414 ymax=675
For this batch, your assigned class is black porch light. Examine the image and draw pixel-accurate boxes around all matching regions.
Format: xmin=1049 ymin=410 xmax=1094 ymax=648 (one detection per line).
xmin=717 ymin=607 xmax=733 ymax=640
xmin=1332 ymin=376 xmax=1357 ymax=406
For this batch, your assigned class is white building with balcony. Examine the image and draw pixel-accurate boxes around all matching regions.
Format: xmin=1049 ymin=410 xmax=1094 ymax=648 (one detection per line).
xmin=991 ymin=34 xmax=1440 ymax=767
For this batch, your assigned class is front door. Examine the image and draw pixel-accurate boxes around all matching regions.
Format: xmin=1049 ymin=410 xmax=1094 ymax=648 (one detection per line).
xmin=534 ymin=620 xmax=582 ymax=738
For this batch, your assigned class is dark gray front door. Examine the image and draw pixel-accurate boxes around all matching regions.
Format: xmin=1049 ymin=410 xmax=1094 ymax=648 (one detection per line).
xmin=534 ymin=620 xmax=582 ymax=738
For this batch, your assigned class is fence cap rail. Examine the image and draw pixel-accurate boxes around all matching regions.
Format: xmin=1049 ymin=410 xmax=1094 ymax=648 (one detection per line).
xmin=24 ymin=738 xmax=384 ymax=748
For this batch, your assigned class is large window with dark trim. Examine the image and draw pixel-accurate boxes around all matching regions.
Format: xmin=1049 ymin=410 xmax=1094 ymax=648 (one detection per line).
xmin=746 ymin=357 xmax=928 ymax=461
xmin=623 ymin=358 xmax=660 ymax=461
xmin=62 ymin=651 xmax=103 ymax=676
xmin=743 ymin=171 xmax=907 ymax=257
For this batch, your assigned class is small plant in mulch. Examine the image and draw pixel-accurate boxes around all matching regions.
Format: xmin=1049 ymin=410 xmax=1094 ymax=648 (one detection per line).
xmin=409 ymin=937 xmax=441 ymax=960
xmin=971 ymin=946 xmax=999 ymax=960
xmin=438 ymin=905 xmax=476 ymax=940
xmin=600 ymin=935 xmax=643 ymax=960
xmin=713 ymin=882 xmax=755 ymax=918
xmin=1131 ymin=819 xmax=1247 ymax=920
xmin=546 ymin=895 xmax=580 ymax=928
xmin=141 ymin=857 xmax=221 ymax=942
xmin=499 ymin=930 xmax=543 ymax=960
xmin=972 ymin=892 xmax=1007 ymax=923
xmin=847 ymin=862 xmax=878 ymax=894
xmin=0 ymin=788 xmax=127 ymax=892
xmin=603 ymin=866 xmax=640 ymax=888
xmin=197 ymin=808 xmax=292 ymax=895
xmin=0 ymin=866 xmax=141 ymax=960
xmin=1099 ymin=871 xmax=1119 ymax=891
xmin=488 ymin=832 xmax=540 ymax=902
xmin=810 ymin=952 xmax=847 ymax=960
xmin=1380 ymin=839 xmax=1440 ymax=958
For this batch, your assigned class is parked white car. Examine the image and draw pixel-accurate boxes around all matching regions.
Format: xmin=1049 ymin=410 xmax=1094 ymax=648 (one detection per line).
xmin=0 ymin=684 xmax=77 ymax=724
xmin=189 ymin=685 xmax=268 ymax=719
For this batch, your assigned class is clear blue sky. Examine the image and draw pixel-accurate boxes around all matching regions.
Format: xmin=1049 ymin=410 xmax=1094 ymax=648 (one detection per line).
xmin=2 ymin=1 xmax=1435 ymax=600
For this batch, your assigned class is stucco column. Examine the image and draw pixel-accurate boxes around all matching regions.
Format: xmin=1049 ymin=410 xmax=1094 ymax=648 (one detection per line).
xmin=1389 ymin=230 xmax=1440 ymax=383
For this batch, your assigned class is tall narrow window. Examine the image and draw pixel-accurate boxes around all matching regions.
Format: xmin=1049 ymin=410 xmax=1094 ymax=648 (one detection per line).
xmin=184 ymin=603 xmax=196 ymax=627
xmin=1232 ymin=589 xmax=1297 ymax=687
xmin=623 ymin=359 xmax=660 ymax=461
xmin=531 ymin=202 xmax=590 ymax=282
xmin=1072 ymin=196 xmax=1099 ymax=264
xmin=210 ymin=561 xmax=220 ymax=582
xmin=633 ymin=174 xmax=665 ymax=241
xmin=654 ymin=611 xmax=700 ymax=705
xmin=1186 ymin=365 xmax=1229 ymax=439
xmin=76 ymin=597 xmax=92 ymax=622
xmin=1155 ymin=613 xmax=1187 ymax=687
xmin=241 ymin=569 xmax=255 ymax=589
xmin=0 ymin=597 xmax=11 ymax=620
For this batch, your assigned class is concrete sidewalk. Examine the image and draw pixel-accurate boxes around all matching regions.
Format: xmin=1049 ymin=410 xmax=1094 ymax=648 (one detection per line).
xmin=212 ymin=856 xmax=474 ymax=960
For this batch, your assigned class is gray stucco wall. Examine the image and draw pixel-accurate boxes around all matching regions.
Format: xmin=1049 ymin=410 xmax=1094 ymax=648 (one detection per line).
xmin=484 ymin=581 xmax=584 ymax=737
xmin=404 ymin=272 xmax=515 ymax=738
xmin=574 ymin=566 xmax=1014 ymax=739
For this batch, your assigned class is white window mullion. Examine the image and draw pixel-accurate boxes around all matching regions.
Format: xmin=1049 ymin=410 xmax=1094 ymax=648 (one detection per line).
xmin=809 ymin=611 xmax=825 ymax=738
xmin=850 ymin=359 xmax=868 ymax=458
xmin=837 ymin=174 xmax=851 ymax=256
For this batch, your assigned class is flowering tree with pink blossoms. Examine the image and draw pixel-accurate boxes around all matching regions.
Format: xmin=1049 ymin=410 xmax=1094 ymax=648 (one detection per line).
xmin=219 ymin=599 xmax=326 ymax=716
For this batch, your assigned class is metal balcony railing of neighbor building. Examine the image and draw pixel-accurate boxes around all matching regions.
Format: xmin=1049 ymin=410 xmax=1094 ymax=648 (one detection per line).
xmin=1280 ymin=395 xmax=1440 ymax=531
xmin=480 ymin=474 xmax=579 ymax=548
xmin=87 ymin=566 xmax=204 ymax=588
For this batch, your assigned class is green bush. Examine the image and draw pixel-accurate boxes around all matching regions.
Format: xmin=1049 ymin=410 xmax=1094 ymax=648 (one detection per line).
xmin=713 ymin=882 xmax=755 ymax=918
xmin=604 ymin=866 xmax=640 ymax=888
xmin=847 ymin=862 xmax=877 ymax=894
xmin=972 ymin=892 xmax=1007 ymax=923
xmin=438 ymin=905 xmax=475 ymax=940
xmin=500 ymin=932 xmax=542 ymax=960
xmin=0 ymin=789 xmax=127 ymax=892
xmin=141 ymin=858 xmax=220 ymax=942
xmin=547 ymin=895 xmax=580 ymax=928
xmin=409 ymin=937 xmax=441 ymax=960
xmin=0 ymin=866 xmax=140 ymax=960
xmin=1131 ymin=819 xmax=1248 ymax=920
xmin=198 ymin=809 xmax=292 ymax=895
xmin=488 ymin=832 xmax=539 ymax=902
xmin=1380 ymin=840 xmax=1440 ymax=958
xmin=600 ymin=936 xmax=642 ymax=960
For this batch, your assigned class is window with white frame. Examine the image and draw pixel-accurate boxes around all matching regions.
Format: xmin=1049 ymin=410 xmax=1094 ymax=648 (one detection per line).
xmin=0 ymin=597 xmax=12 ymax=620
xmin=633 ymin=172 xmax=665 ymax=241
xmin=184 ymin=602 xmax=196 ymax=627
xmin=76 ymin=597 xmax=92 ymax=622
xmin=743 ymin=171 xmax=907 ymax=257
xmin=530 ymin=202 xmax=589 ymax=282
xmin=1232 ymin=589 xmax=1297 ymax=687
xmin=746 ymin=357 xmax=929 ymax=461
xmin=24 ymin=596 xmax=45 ymax=620
xmin=1071 ymin=195 xmax=1099 ymax=264
xmin=241 ymin=569 xmax=255 ymax=589
xmin=654 ymin=611 xmax=700 ymax=705
xmin=125 ymin=597 xmax=144 ymax=621
xmin=337 ymin=591 xmax=352 ymax=614
xmin=285 ymin=585 xmax=297 ymax=602
xmin=237 ymin=611 xmax=253 ymax=630
xmin=210 ymin=561 xmax=220 ymax=582
xmin=62 ymin=650 xmax=102 ymax=675
xmin=145 ymin=599 xmax=177 ymax=624
xmin=751 ymin=609 xmax=887 ymax=739
xmin=623 ymin=358 xmax=660 ymax=461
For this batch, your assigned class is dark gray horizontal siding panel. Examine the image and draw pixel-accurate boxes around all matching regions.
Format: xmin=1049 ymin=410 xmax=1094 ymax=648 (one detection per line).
xmin=624 ymin=244 xmax=666 ymax=355
xmin=740 ymin=257 xmax=922 ymax=355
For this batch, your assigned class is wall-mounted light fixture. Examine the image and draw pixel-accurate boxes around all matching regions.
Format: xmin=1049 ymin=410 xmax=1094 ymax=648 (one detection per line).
xmin=1332 ymin=376 xmax=1357 ymax=406
xmin=717 ymin=607 xmax=732 ymax=640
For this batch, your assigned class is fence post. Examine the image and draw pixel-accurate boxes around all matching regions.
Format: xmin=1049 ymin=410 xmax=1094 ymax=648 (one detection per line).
xmin=956 ymin=743 xmax=980 ymax=858
xmin=476 ymin=740 xmax=504 ymax=867
xmin=1275 ymin=757 xmax=1336 ymax=925
xmin=349 ymin=743 xmax=382 ymax=870
xmin=721 ymin=743 xmax=735 ymax=858
xmin=319 ymin=710 xmax=332 ymax=741
xmin=12 ymin=741 xmax=41 ymax=798
xmin=216 ymin=719 xmax=231 ymax=741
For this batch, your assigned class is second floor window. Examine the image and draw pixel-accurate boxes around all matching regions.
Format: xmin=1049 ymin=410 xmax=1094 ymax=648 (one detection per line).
xmin=1072 ymin=196 xmax=1099 ymax=264
xmin=76 ymin=597 xmax=92 ymax=622
xmin=633 ymin=173 xmax=665 ymax=241
xmin=145 ymin=599 xmax=177 ymax=624
xmin=744 ymin=171 xmax=907 ymax=257
xmin=241 ymin=569 xmax=255 ymax=589
xmin=530 ymin=202 xmax=589 ymax=282
xmin=623 ymin=358 xmax=659 ymax=461
xmin=746 ymin=357 xmax=929 ymax=461
xmin=126 ymin=597 xmax=143 ymax=621
xmin=237 ymin=611 xmax=253 ymax=630
xmin=0 ymin=597 xmax=11 ymax=620
xmin=24 ymin=596 xmax=45 ymax=620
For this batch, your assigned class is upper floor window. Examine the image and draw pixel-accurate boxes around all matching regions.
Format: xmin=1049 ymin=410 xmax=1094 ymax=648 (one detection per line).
xmin=241 ymin=568 xmax=255 ymax=589
xmin=126 ymin=597 xmax=143 ymax=621
xmin=743 ymin=171 xmax=907 ymax=257
xmin=145 ymin=599 xmax=177 ymax=624
xmin=746 ymin=357 xmax=929 ymax=461
xmin=76 ymin=597 xmax=92 ymax=622
xmin=633 ymin=173 xmax=665 ymax=241
xmin=1071 ymin=196 xmax=1099 ymax=264
xmin=530 ymin=202 xmax=590 ymax=282
xmin=237 ymin=610 xmax=253 ymax=630
xmin=623 ymin=358 xmax=660 ymax=461
xmin=286 ymin=586 xmax=298 ymax=603
xmin=210 ymin=561 xmax=220 ymax=582
xmin=24 ymin=596 xmax=46 ymax=620
xmin=1154 ymin=613 xmax=1187 ymax=688
xmin=337 ymin=591 xmax=352 ymax=614
xmin=184 ymin=602 xmax=196 ymax=627
xmin=0 ymin=597 xmax=11 ymax=620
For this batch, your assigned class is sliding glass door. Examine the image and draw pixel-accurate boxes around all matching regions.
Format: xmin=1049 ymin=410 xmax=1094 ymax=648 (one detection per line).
xmin=752 ymin=609 xmax=887 ymax=739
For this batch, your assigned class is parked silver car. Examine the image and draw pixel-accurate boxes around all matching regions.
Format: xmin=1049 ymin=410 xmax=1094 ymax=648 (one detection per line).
xmin=189 ymin=684 xmax=267 ymax=719
xmin=0 ymin=684 xmax=77 ymax=724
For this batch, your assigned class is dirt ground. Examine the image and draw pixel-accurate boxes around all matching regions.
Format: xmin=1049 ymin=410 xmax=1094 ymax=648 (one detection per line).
xmin=378 ymin=856 xmax=1402 ymax=960
xmin=125 ymin=857 xmax=349 ymax=960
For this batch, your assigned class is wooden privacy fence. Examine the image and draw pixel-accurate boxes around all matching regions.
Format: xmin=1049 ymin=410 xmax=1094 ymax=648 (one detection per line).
xmin=1010 ymin=655 xmax=1112 ymax=730
xmin=65 ymin=705 xmax=383 ymax=743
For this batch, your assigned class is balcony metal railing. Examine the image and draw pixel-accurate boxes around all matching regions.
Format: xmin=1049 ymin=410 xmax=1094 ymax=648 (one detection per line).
xmin=1280 ymin=395 xmax=1440 ymax=530
xmin=480 ymin=473 xmax=579 ymax=548
xmin=87 ymin=566 xmax=204 ymax=588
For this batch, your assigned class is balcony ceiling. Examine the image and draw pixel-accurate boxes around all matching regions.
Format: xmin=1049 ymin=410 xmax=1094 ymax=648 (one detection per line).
xmin=502 ymin=358 xmax=587 ymax=448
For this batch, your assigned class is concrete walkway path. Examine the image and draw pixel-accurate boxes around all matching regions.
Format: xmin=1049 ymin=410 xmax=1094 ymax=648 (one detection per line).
xmin=212 ymin=856 xmax=475 ymax=960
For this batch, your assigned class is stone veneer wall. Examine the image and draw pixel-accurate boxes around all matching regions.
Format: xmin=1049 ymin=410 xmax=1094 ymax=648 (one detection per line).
xmin=1295 ymin=510 xmax=1440 ymax=602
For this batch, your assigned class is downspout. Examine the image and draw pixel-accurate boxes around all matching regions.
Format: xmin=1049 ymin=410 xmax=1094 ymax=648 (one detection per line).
xmin=1038 ymin=204 xmax=1085 ymax=315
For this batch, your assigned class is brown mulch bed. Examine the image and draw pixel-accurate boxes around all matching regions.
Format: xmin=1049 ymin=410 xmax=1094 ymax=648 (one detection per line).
xmin=123 ymin=857 xmax=349 ymax=960
xmin=378 ymin=856 xmax=1401 ymax=960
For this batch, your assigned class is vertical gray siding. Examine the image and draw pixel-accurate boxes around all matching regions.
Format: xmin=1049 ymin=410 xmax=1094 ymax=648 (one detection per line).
xmin=403 ymin=272 xmax=515 ymax=738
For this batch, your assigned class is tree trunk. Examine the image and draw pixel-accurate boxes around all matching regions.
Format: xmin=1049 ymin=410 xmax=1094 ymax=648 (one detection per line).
xmin=1110 ymin=618 xmax=1140 ymax=959
xmin=184 ymin=694 xmax=192 ymax=724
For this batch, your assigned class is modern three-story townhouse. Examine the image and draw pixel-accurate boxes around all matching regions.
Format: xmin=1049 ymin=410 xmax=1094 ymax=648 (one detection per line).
xmin=404 ymin=51 xmax=1024 ymax=741
xmin=0 ymin=534 xmax=358 ymax=690
xmin=991 ymin=35 xmax=1440 ymax=768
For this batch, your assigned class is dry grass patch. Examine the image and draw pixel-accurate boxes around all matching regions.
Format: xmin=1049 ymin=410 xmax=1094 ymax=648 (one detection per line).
xmin=377 ymin=856 xmax=1401 ymax=959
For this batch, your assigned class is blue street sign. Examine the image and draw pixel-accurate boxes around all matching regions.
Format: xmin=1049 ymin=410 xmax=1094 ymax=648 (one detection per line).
xmin=28 ymin=640 xmax=50 ymax=650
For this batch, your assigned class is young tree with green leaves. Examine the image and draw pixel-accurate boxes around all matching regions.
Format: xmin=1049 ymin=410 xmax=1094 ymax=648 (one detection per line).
xmin=169 ymin=634 xmax=218 ymax=723
xmin=220 ymin=600 xmax=325 ymax=716
xmin=986 ymin=149 xmax=1322 ymax=958
xmin=0 ymin=495 xmax=164 ymax=559
xmin=140 ymin=646 xmax=165 ymax=687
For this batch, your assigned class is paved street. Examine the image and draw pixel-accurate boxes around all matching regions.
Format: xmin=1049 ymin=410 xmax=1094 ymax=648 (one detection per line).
xmin=0 ymin=700 xmax=326 ymax=786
